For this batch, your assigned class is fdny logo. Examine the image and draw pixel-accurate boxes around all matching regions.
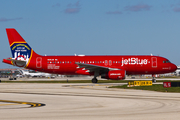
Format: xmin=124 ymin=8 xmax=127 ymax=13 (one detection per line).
xmin=121 ymin=58 xmax=149 ymax=66
xmin=10 ymin=43 xmax=32 ymax=67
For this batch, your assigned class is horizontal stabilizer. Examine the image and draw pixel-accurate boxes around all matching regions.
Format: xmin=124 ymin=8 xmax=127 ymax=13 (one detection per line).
xmin=3 ymin=58 xmax=26 ymax=67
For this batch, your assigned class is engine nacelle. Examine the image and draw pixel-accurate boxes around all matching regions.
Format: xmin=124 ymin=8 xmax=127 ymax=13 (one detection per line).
xmin=101 ymin=70 xmax=126 ymax=80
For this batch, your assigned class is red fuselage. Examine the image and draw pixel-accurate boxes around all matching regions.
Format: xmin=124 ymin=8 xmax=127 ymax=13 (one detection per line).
xmin=24 ymin=52 xmax=177 ymax=76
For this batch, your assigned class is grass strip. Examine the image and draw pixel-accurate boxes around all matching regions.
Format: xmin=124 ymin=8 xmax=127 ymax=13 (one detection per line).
xmin=110 ymin=84 xmax=180 ymax=93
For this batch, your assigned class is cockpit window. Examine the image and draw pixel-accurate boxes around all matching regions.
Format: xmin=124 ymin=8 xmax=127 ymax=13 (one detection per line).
xmin=163 ymin=60 xmax=171 ymax=63
xmin=166 ymin=60 xmax=171 ymax=63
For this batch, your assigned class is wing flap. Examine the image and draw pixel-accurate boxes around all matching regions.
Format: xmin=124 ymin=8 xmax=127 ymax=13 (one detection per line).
xmin=75 ymin=62 xmax=120 ymax=73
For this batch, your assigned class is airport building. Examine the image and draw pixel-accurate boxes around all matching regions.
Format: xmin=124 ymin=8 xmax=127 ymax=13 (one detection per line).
xmin=0 ymin=69 xmax=19 ymax=78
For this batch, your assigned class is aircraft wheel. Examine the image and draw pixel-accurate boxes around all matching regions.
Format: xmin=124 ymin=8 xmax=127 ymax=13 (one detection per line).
xmin=152 ymin=78 xmax=156 ymax=83
xmin=9 ymin=78 xmax=13 ymax=80
xmin=92 ymin=78 xmax=98 ymax=83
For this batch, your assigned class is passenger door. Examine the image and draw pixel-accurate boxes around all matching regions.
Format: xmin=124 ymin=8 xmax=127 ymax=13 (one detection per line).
xmin=152 ymin=57 xmax=157 ymax=68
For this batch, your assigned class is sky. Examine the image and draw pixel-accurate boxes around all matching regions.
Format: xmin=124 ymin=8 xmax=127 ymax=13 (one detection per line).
xmin=1 ymin=0 xmax=180 ymax=68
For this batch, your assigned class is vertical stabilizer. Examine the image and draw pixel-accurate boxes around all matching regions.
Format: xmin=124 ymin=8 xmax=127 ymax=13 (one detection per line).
xmin=6 ymin=28 xmax=36 ymax=67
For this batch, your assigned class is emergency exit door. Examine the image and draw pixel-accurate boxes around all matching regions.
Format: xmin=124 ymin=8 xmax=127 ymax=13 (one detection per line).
xmin=36 ymin=57 xmax=42 ymax=68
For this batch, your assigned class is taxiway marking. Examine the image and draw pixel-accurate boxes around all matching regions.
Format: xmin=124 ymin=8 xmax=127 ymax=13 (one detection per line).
xmin=0 ymin=100 xmax=45 ymax=107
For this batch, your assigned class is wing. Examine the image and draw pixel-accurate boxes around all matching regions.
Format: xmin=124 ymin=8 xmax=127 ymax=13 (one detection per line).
xmin=75 ymin=62 xmax=120 ymax=74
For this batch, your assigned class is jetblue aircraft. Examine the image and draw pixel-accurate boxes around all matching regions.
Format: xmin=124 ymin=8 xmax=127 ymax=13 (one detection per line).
xmin=3 ymin=28 xmax=177 ymax=83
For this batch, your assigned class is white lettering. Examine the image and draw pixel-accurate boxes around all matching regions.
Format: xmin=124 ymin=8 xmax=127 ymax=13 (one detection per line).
xmin=131 ymin=58 xmax=136 ymax=64
xmin=121 ymin=58 xmax=148 ymax=66
xmin=47 ymin=64 xmax=60 ymax=69
xmin=110 ymin=73 xmax=121 ymax=76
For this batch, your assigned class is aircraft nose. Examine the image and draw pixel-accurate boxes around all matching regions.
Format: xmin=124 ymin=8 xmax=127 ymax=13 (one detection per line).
xmin=171 ymin=64 xmax=177 ymax=72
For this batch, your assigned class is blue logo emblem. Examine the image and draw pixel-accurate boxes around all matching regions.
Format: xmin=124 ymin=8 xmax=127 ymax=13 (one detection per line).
xmin=10 ymin=43 xmax=32 ymax=67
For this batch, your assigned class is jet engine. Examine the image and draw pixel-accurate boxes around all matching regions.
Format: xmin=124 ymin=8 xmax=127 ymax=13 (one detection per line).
xmin=101 ymin=70 xmax=126 ymax=80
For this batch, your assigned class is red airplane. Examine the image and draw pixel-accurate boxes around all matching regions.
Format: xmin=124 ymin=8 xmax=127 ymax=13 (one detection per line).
xmin=3 ymin=28 xmax=177 ymax=83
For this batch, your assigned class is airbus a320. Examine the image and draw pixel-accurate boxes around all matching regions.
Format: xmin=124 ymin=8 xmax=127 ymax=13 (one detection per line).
xmin=3 ymin=28 xmax=177 ymax=83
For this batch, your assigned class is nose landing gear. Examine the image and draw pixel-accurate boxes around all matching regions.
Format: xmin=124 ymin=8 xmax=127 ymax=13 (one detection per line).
xmin=152 ymin=77 xmax=156 ymax=83
xmin=152 ymin=74 xmax=156 ymax=83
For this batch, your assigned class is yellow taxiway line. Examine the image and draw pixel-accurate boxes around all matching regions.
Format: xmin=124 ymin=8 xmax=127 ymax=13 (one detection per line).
xmin=0 ymin=100 xmax=45 ymax=107
xmin=0 ymin=103 xmax=20 ymax=106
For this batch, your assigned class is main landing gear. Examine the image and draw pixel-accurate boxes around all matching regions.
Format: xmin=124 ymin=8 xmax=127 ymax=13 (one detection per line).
xmin=92 ymin=71 xmax=99 ymax=83
xmin=92 ymin=77 xmax=98 ymax=83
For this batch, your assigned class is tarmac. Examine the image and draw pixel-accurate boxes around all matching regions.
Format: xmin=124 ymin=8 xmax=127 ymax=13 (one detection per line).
xmin=1 ymin=76 xmax=180 ymax=81
xmin=0 ymin=81 xmax=180 ymax=120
